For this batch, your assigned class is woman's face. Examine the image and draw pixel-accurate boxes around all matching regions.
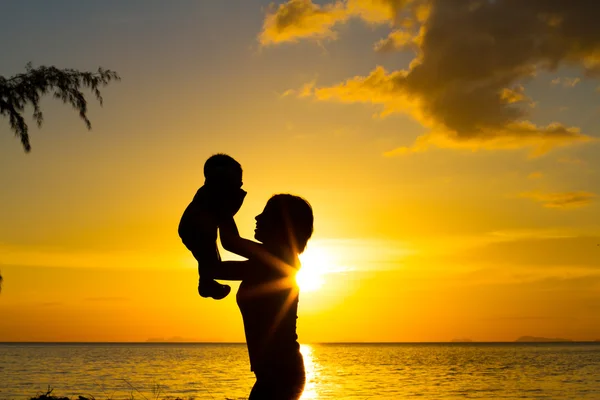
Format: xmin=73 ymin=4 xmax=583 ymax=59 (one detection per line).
xmin=254 ymin=201 xmax=279 ymax=245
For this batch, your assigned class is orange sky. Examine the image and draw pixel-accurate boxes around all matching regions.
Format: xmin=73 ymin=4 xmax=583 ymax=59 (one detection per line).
xmin=1 ymin=0 xmax=600 ymax=342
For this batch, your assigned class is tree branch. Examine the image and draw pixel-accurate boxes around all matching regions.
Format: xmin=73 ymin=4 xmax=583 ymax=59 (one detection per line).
xmin=0 ymin=63 xmax=120 ymax=152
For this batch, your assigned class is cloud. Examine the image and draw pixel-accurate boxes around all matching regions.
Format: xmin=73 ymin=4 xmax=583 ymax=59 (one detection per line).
xmin=500 ymin=85 xmax=532 ymax=105
xmin=280 ymin=88 xmax=296 ymax=97
xmin=281 ymin=80 xmax=316 ymax=98
xmin=528 ymin=172 xmax=544 ymax=180
xmin=551 ymin=77 xmax=581 ymax=88
xmin=304 ymin=237 xmax=415 ymax=272
xmin=451 ymin=235 xmax=600 ymax=268
xmin=519 ymin=191 xmax=596 ymax=209
xmin=486 ymin=228 xmax=578 ymax=241
xmin=346 ymin=0 xmax=422 ymax=25
xmin=84 ymin=296 xmax=130 ymax=302
xmin=374 ymin=27 xmax=425 ymax=52
xmin=259 ymin=0 xmax=426 ymax=45
xmin=381 ymin=120 xmax=591 ymax=158
xmin=271 ymin=0 xmax=600 ymax=155
xmin=39 ymin=302 xmax=63 ymax=307
xmin=558 ymin=157 xmax=586 ymax=165
xmin=259 ymin=0 xmax=348 ymax=45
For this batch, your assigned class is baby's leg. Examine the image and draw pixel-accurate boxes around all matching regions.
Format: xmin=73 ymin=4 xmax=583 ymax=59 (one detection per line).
xmin=190 ymin=244 xmax=220 ymax=279
xmin=189 ymin=241 xmax=230 ymax=300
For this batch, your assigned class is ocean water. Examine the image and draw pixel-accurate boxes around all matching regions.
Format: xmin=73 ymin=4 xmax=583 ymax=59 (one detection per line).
xmin=1 ymin=343 xmax=599 ymax=399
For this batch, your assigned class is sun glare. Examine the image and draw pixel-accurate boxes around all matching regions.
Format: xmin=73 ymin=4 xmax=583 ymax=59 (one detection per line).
xmin=296 ymin=246 xmax=330 ymax=292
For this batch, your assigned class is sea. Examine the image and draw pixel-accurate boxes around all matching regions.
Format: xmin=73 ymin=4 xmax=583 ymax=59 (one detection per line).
xmin=1 ymin=343 xmax=599 ymax=400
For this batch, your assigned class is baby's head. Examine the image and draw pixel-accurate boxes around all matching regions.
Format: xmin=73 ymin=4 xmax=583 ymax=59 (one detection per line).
xmin=204 ymin=153 xmax=243 ymax=190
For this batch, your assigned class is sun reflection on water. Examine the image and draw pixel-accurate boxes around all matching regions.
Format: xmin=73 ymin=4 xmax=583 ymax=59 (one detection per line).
xmin=300 ymin=344 xmax=319 ymax=399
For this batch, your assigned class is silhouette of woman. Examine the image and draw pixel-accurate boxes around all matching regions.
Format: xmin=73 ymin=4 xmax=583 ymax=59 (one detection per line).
xmin=214 ymin=194 xmax=314 ymax=399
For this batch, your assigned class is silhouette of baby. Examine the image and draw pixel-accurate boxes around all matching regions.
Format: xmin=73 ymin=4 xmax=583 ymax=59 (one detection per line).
xmin=178 ymin=154 xmax=246 ymax=299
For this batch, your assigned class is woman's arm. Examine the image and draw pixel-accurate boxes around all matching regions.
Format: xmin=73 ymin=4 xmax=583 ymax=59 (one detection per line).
xmin=219 ymin=216 xmax=265 ymax=260
xmin=219 ymin=217 xmax=297 ymax=277
xmin=213 ymin=261 xmax=249 ymax=281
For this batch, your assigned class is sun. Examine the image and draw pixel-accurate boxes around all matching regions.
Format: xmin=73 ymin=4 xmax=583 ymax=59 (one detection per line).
xmin=295 ymin=268 xmax=323 ymax=292
xmin=296 ymin=246 xmax=329 ymax=292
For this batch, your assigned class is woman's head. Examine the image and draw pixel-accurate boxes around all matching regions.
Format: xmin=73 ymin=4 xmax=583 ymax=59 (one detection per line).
xmin=254 ymin=194 xmax=314 ymax=254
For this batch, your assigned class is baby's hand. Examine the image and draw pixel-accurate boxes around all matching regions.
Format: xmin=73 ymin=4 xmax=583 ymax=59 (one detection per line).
xmin=227 ymin=188 xmax=246 ymax=216
xmin=215 ymin=188 xmax=246 ymax=222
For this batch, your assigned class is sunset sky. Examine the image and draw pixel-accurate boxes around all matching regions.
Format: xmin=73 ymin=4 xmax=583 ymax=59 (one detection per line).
xmin=1 ymin=0 xmax=600 ymax=342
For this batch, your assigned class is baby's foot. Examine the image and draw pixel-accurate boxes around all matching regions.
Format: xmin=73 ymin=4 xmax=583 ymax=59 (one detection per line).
xmin=198 ymin=278 xmax=231 ymax=300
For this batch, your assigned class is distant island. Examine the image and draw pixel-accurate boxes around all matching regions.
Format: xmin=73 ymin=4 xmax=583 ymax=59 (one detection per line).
xmin=146 ymin=336 xmax=199 ymax=342
xmin=515 ymin=336 xmax=572 ymax=343
xmin=451 ymin=338 xmax=474 ymax=343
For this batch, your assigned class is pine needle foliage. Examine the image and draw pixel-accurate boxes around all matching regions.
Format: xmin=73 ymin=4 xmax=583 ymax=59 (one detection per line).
xmin=0 ymin=63 xmax=120 ymax=152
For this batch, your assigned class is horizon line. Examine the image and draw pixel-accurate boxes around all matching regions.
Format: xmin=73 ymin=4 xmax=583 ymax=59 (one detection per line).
xmin=1 ymin=340 xmax=599 ymax=344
